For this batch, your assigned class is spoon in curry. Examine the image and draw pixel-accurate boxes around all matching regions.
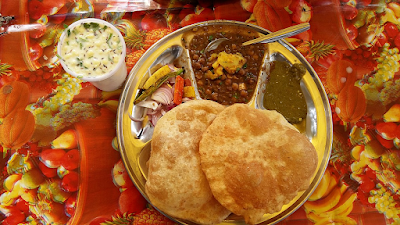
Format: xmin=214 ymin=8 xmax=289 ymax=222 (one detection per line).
xmin=205 ymin=22 xmax=310 ymax=52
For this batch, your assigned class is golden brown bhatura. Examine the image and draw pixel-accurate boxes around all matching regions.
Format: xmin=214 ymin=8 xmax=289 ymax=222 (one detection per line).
xmin=199 ymin=104 xmax=318 ymax=224
xmin=145 ymin=100 xmax=231 ymax=224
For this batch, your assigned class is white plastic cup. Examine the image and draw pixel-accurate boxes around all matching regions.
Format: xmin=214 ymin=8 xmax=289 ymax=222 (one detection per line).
xmin=57 ymin=18 xmax=127 ymax=91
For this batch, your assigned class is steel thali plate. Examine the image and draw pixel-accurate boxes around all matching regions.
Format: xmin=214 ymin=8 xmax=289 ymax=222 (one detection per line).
xmin=116 ymin=20 xmax=333 ymax=225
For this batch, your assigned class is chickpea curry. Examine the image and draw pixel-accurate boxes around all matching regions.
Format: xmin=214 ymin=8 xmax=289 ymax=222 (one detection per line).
xmin=187 ymin=25 xmax=266 ymax=105
xmin=181 ymin=24 xmax=308 ymax=125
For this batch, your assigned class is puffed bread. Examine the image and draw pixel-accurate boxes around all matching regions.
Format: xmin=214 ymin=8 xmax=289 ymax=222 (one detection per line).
xmin=145 ymin=100 xmax=231 ymax=224
xmin=199 ymin=104 xmax=318 ymax=224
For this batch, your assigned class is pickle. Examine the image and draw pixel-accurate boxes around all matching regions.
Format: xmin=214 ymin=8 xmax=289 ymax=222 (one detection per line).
xmin=134 ymin=68 xmax=184 ymax=104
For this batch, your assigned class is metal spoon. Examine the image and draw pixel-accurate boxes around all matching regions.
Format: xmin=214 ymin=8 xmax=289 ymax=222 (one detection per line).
xmin=242 ymin=22 xmax=310 ymax=46
xmin=150 ymin=45 xmax=183 ymax=68
xmin=205 ymin=37 xmax=229 ymax=52
xmin=205 ymin=23 xmax=310 ymax=52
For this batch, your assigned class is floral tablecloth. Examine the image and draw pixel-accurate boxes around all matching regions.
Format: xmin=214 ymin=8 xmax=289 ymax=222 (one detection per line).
xmin=0 ymin=0 xmax=399 ymax=224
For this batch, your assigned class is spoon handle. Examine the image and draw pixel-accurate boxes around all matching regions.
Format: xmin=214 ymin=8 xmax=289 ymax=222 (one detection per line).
xmin=242 ymin=23 xmax=310 ymax=46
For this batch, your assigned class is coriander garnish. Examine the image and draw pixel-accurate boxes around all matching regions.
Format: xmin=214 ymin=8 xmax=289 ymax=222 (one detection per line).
xmin=91 ymin=22 xmax=100 ymax=30
xmin=76 ymin=57 xmax=83 ymax=67
xmin=83 ymin=22 xmax=100 ymax=30
xmin=106 ymin=33 xmax=113 ymax=48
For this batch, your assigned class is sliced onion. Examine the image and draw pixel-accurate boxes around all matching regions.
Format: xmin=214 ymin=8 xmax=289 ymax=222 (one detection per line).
xmin=168 ymin=64 xmax=178 ymax=72
xmin=136 ymin=100 xmax=159 ymax=110
xmin=147 ymin=109 xmax=159 ymax=115
xmin=151 ymin=85 xmax=173 ymax=105
xmin=168 ymin=77 xmax=176 ymax=84
xmin=165 ymin=103 xmax=176 ymax=111
xmin=150 ymin=111 xmax=162 ymax=126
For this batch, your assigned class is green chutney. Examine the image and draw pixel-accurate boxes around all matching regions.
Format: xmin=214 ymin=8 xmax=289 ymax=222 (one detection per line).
xmin=263 ymin=61 xmax=307 ymax=124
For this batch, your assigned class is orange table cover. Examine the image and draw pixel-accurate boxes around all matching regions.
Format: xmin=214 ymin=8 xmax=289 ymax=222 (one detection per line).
xmin=0 ymin=0 xmax=398 ymax=224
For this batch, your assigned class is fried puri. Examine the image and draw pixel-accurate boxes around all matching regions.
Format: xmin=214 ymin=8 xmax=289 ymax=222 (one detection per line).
xmin=145 ymin=100 xmax=231 ymax=224
xmin=199 ymin=104 xmax=318 ymax=224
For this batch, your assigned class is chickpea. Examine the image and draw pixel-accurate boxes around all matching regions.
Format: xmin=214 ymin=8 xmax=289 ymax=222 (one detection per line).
xmin=238 ymin=68 xmax=245 ymax=76
xmin=197 ymin=80 xmax=204 ymax=86
xmin=213 ymin=85 xmax=220 ymax=92
xmin=232 ymin=44 xmax=237 ymax=50
xmin=253 ymin=54 xmax=259 ymax=60
xmin=193 ymin=62 xmax=201 ymax=69
xmin=225 ymin=78 xmax=232 ymax=86
xmin=247 ymin=50 xmax=255 ymax=55
xmin=201 ymin=66 xmax=209 ymax=72
xmin=231 ymin=97 xmax=237 ymax=103
xmin=205 ymin=89 xmax=212 ymax=95
xmin=232 ymin=83 xmax=239 ymax=91
xmin=220 ymin=74 xmax=226 ymax=80
xmin=198 ymin=57 xmax=206 ymax=65
xmin=195 ymin=72 xmax=203 ymax=79
xmin=211 ymin=93 xmax=218 ymax=101
xmin=240 ymin=90 xmax=248 ymax=97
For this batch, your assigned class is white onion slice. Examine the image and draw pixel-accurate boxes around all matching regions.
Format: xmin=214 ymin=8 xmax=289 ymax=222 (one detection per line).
xmin=151 ymin=85 xmax=173 ymax=105
xmin=136 ymin=100 xmax=159 ymax=110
